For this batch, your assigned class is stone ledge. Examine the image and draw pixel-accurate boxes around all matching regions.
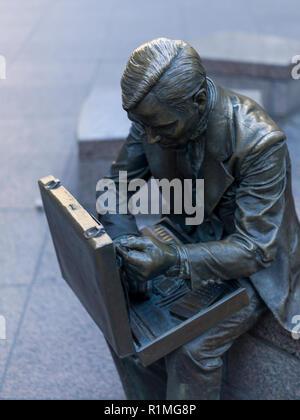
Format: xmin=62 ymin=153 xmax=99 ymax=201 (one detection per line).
xmin=79 ymin=139 xmax=124 ymax=161
xmin=223 ymin=309 xmax=300 ymax=400
xmin=77 ymin=86 xmax=130 ymax=144
xmin=225 ymin=333 xmax=300 ymax=400
xmin=250 ymin=312 xmax=300 ymax=360
xmin=191 ymin=33 xmax=300 ymax=118
xmin=202 ymin=58 xmax=294 ymax=80
xmin=191 ymin=33 xmax=300 ymax=80
xmin=222 ymin=383 xmax=250 ymax=401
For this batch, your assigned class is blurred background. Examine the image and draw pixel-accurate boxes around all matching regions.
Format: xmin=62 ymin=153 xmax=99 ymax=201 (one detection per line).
xmin=0 ymin=0 xmax=299 ymax=400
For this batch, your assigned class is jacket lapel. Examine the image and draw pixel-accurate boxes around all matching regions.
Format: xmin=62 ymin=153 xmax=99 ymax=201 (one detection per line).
xmin=202 ymin=83 xmax=235 ymax=217
xmin=202 ymin=155 xmax=234 ymax=217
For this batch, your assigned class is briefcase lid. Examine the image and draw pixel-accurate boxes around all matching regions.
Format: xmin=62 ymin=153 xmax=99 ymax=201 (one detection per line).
xmin=38 ymin=175 xmax=135 ymax=357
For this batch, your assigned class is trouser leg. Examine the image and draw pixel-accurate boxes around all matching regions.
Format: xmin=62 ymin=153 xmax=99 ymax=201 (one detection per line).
xmin=165 ymin=279 xmax=266 ymax=400
xmin=108 ymin=343 xmax=167 ymax=400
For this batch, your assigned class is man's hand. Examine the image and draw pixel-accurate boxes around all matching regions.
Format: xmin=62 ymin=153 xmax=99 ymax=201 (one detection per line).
xmin=114 ymin=234 xmax=138 ymax=270
xmin=116 ymin=236 xmax=179 ymax=283
xmin=114 ymin=234 xmax=138 ymax=248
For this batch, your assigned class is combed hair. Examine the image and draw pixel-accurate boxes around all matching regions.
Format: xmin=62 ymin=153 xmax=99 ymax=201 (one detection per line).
xmin=121 ymin=38 xmax=206 ymax=111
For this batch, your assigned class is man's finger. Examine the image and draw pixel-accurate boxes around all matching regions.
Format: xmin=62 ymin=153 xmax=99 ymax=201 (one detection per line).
xmin=127 ymin=250 xmax=152 ymax=266
xmin=119 ymin=236 xmax=152 ymax=251
xmin=116 ymin=244 xmax=135 ymax=261
xmin=116 ymin=245 xmax=149 ymax=265
xmin=114 ymin=235 xmax=137 ymax=245
xmin=115 ymin=245 xmax=130 ymax=259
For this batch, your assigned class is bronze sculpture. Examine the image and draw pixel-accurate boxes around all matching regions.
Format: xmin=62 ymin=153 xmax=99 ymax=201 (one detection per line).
xmin=97 ymin=38 xmax=300 ymax=400
xmin=39 ymin=175 xmax=251 ymax=369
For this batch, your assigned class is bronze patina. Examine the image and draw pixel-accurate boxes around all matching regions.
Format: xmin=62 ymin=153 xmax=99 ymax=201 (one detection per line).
xmin=96 ymin=38 xmax=300 ymax=400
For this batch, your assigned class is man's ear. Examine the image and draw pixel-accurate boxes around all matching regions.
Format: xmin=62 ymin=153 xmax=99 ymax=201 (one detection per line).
xmin=193 ymin=88 xmax=207 ymax=114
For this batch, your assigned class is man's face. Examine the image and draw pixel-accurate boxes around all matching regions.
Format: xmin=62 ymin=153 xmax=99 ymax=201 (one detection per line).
xmin=127 ymin=89 xmax=206 ymax=151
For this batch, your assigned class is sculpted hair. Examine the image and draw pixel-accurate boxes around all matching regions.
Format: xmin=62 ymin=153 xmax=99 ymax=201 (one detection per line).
xmin=121 ymin=38 xmax=206 ymax=111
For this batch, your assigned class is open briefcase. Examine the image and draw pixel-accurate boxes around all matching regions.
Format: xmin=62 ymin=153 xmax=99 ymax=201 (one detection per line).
xmin=39 ymin=175 xmax=250 ymax=367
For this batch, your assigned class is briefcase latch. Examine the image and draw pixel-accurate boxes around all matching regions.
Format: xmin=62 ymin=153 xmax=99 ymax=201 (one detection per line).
xmin=84 ymin=226 xmax=106 ymax=240
xmin=44 ymin=179 xmax=61 ymax=190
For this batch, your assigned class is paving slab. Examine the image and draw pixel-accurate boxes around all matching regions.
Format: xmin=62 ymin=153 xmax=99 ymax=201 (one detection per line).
xmin=0 ymin=118 xmax=76 ymax=208
xmin=95 ymin=2 xmax=186 ymax=61
xmin=0 ymin=286 xmax=28 ymax=381
xmin=0 ymin=279 xmax=125 ymax=400
xmin=5 ymin=58 xmax=99 ymax=87
xmin=183 ymin=0 xmax=300 ymax=40
xmin=34 ymin=238 xmax=64 ymax=288
xmin=0 ymin=0 xmax=52 ymax=62
xmin=0 ymin=0 xmax=51 ymax=13
xmin=45 ymin=0 xmax=113 ymax=23
xmin=0 ymin=24 xmax=35 ymax=63
xmin=19 ymin=5 xmax=111 ymax=62
xmin=0 ymin=85 xmax=89 ymax=120
xmin=78 ymin=86 xmax=129 ymax=143
xmin=0 ymin=210 xmax=47 ymax=286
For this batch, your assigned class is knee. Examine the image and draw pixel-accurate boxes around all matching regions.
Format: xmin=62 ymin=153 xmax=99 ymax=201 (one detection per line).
xmin=178 ymin=342 xmax=224 ymax=372
xmin=194 ymin=357 xmax=223 ymax=372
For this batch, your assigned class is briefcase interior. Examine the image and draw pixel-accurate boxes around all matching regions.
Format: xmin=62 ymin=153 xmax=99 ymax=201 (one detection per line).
xmin=39 ymin=175 xmax=250 ymax=367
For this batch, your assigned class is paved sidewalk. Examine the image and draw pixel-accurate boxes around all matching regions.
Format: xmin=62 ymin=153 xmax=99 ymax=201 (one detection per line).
xmin=0 ymin=0 xmax=299 ymax=400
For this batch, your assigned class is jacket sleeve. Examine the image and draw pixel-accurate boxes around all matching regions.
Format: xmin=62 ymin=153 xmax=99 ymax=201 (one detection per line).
xmin=185 ymin=132 xmax=287 ymax=289
xmin=96 ymin=122 xmax=151 ymax=239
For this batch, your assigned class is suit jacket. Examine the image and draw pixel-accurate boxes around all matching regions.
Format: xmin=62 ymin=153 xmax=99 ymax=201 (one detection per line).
xmin=98 ymin=81 xmax=300 ymax=334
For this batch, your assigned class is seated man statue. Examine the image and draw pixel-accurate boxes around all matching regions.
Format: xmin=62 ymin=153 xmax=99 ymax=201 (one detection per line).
xmin=96 ymin=38 xmax=300 ymax=400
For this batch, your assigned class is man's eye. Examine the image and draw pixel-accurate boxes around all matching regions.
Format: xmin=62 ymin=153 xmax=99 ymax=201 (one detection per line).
xmin=156 ymin=122 xmax=178 ymax=134
xmin=159 ymin=129 xmax=175 ymax=138
xmin=155 ymin=126 xmax=172 ymax=134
